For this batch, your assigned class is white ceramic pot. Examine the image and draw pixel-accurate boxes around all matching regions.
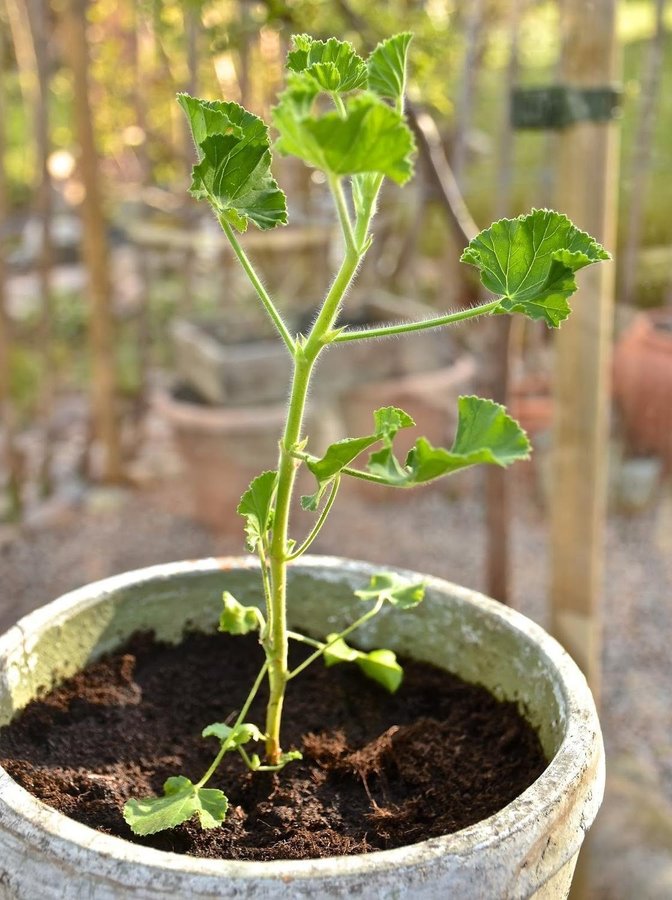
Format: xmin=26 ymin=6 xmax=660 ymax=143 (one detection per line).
xmin=0 ymin=557 xmax=604 ymax=899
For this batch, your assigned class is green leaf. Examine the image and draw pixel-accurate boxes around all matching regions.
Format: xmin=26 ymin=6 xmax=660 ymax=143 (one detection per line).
xmin=460 ymin=209 xmax=610 ymax=327
xmin=451 ymin=395 xmax=531 ymax=464
xmin=357 ymin=649 xmax=403 ymax=693
xmin=218 ymin=592 xmax=264 ymax=635
xmin=287 ymin=34 xmax=367 ymax=93
xmin=177 ymin=94 xmax=266 ymax=148
xmin=177 ymin=93 xmax=287 ymax=233
xmin=278 ymin=749 xmax=303 ymax=765
xmin=323 ymin=634 xmax=361 ymax=665
xmin=202 ymin=721 xmax=265 ymax=748
xmin=243 ymin=748 xmax=303 ymax=771
xmin=366 ymin=396 xmax=531 ymax=487
xmin=301 ymin=406 xmax=415 ymax=510
xmin=373 ymin=406 xmax=415 ymax=441
xmin=123 ymin=776 xmax=228 ymax=835
xmin=237 ymin=470 xmax=277 ymax=551
xmin=352 ymin=171 xmax=380 ymax=218
xmin=299 ymin=486 xmax=329 ymax=513
xmin=273 ymin=92 xmax=415 ymax=185
xmin=367 ymin=33 xmax=413 ymax=103
xmin=307 ymin=434 xmax=380 ymax=482
xmin=323 ymin=634 xmax=402 ymax=693
xmin=355 ymin=572 xmax=425 ymax=609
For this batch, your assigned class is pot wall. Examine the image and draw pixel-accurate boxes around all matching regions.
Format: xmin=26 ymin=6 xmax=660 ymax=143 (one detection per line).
xmin=0 ymin=557 xmax=604 ymax=899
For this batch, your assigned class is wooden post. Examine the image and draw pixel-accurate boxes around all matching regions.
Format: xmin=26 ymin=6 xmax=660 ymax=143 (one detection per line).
xmin=620 ymin=0 xmax=666 ymax=305
xmin=0 ymin=25 xmax=24 ymax=521
xmin=550 ymin=0 xmax=620 ymax=698
xmin=63 ymin=0 xmax=124 ymax=483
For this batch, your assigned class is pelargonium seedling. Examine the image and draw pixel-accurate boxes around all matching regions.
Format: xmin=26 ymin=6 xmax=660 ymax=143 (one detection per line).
xmin=123 ymin=32 xmax=609 ymax=836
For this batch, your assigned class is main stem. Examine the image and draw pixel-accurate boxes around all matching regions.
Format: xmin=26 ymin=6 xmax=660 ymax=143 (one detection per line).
xmin=264 ymin=352 xmax=313 ymax=763
xmin=264 ymin=243 xmax=363 ymax=764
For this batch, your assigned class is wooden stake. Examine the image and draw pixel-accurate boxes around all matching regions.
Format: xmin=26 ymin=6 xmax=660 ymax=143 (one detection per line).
xmin=550 ymin=0 xmax=620 ymax=699
xmin=63 ymin=0 xmax=124 ymax=483
xmin=620 ymin=0 xmax=667 ymax=305
xmin=0 ymin=25 xmax=24 ymax=521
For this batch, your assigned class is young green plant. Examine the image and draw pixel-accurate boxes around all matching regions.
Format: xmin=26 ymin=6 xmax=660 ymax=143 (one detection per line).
xmin=123 ymin=32 xmax=610 ymax=836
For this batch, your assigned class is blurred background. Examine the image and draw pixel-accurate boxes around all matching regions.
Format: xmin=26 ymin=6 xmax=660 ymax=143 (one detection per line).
xmin=0 ymin=1 xmax=670 ymax=896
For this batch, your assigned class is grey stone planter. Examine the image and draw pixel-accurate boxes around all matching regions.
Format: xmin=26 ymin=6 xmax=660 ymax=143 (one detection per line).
xmin=0 ymin=557 xmax=604 ymax=898
xmin=171 ymin=293 xmax=459 ymax=407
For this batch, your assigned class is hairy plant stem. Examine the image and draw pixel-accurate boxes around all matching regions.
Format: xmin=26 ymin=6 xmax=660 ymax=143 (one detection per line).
xmin=287 ymin=597 xmax=385 ymax=680
xmin=263 ymin=178 xmax=380 ymax=764
xmin=333 ymin=298 xmax=502 ymax=342
xmin=219 ymin=217 xmax=295 ymax=354
xmin=285 ymin=476 xmax=341 ymax=562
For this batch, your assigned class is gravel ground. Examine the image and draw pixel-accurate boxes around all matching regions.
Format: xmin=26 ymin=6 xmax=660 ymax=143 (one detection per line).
xmin=1 ymin=458 xmax=671 ymax=897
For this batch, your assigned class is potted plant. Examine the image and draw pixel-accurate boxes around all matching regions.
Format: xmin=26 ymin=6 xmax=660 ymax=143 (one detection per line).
xmin=0 ymin=33 xmax=609 ymax=898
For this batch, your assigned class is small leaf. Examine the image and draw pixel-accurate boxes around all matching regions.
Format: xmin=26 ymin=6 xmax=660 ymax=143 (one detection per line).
xmin=373 ymin=406 xmax=415 ymax=441
xmin=308 ymin=435 xmax=382 ymax=483
xmin=218 ymin=592 xmax=264 ymax=635
xmin=177 ymin=93 xmax=287 ymax=233
xmin=243 ymin=748 xmax=302 ymax=771
xmin=451 ymin=395 xmax=531 ymax=465
xmin=367 ymin=33 xmax=413 ymax=103
xmin=195 ymin=787 xmax=230 ymax=829
xmin=202 ymin=721 xmax=265 ymax=748
xmin=323 ymin=635 xmax=403 ymax=693
xmin=355 ymin=572 xmax=425 ymax=609
xmin=323 ymin=634 xmax=361 ymax=666
xmin=192 ymin=135 xmax=288 ymax=232
xmin=366 ymin=445 xmax=409 ymax=484
xmin=287 ymin=35 xmax=367 ymax=93
xmin=300 ymin=483 xmax=330 ymax=513
xmin=237 ymin=470 xmax=277 ymax=551
xmin=123 ymin=776 xmax=229 ymax=835
xmin=177 ymin=94 xmax=265 ymax=148
xmin=279 ymin=749 xmax=303 ymax=765
xmin=302 ymin=407 xmax=415 ymax=510
xmin=357 ymin=649 xmax=403 ymax=693
xmin=366 ymin=396 xmax=531 ymax=487
xmin=273 ymin=92 xmax=415 ymax=185
xmin=352 ymin=171 xmax=380 ymax=218
xmin=460 ymin=209 xmax=610 ymax=327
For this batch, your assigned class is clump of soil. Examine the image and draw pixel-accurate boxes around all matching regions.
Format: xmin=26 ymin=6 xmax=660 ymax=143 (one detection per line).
xmin=0 ymin=631 xmax=548 ymax=860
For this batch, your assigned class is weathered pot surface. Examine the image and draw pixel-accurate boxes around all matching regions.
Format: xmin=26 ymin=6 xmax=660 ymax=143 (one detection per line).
xmin=0 ymin=557 xmax=604 ymax=899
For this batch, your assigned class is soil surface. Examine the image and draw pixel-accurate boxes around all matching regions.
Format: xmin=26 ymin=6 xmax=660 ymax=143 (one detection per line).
xmin=0 ymin=630 xmax=547 ymax=860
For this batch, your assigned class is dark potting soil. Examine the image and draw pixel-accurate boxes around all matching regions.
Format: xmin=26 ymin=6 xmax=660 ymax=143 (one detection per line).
xmin=0 ymin=630 xmax=548 ymax=861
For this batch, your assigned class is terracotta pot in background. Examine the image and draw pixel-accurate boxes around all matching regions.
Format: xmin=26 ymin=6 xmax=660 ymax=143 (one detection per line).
xmin=509 ymin=375 xmax=554 ymax=438
xmin=613 ymin=310 xmax=672 ymax=466
xmin=156 ymin=388 xmax=339 ymax=535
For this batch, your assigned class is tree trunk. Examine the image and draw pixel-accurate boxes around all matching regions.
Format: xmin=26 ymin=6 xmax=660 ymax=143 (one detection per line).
xmin=237 ymin=1 xmax=252 ymax=108
xmin=25 ymin=0 xmax=55 ymax=497
xmin=407 ymin=106 xmax=479 ymax=250
xmin=619 ymin=0 xmax=666 ymax=305
xmin=62 ymin=0 xmax=124 ymax=483
xmin=0 ymin=26 xmax=24 ymax=520
xmin=451 ymin=0 xmax=484 ymax=188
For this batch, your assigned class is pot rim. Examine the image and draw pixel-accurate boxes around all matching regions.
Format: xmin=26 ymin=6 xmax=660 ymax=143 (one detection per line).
xmin=0 ymin=555 xmax=604 ymax=882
